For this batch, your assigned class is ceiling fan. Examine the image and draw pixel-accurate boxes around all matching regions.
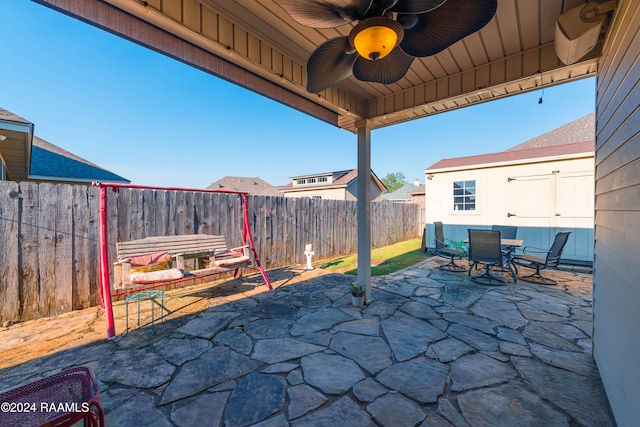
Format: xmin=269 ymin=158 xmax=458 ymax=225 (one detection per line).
xmin=274 ymin=0 xmax=498 ymax=93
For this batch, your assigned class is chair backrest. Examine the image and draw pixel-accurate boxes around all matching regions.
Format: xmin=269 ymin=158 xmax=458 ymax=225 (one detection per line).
xmin=468 ymin=229 xmax=503 ymax=264
xmin=434 ymin=221 xmax=445 ymax=249
xmin=545 ymin=231 xmax=572 ymax=267
xmin=491 ymin=225 xmax=518 ymax=240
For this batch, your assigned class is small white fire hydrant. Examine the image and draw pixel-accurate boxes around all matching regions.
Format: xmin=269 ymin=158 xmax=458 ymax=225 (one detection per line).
xmin=304 ymin=243 xmax=314 ymax=270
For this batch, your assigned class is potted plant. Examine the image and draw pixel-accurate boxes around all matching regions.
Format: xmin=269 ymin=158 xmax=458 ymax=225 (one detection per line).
xmin=347 ymin=282 xmax=366 ymax=307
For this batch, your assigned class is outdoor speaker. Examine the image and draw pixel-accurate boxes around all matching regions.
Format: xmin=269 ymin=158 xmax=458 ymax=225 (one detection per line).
xmin=554 ymin=1 xmax=616 ymax=65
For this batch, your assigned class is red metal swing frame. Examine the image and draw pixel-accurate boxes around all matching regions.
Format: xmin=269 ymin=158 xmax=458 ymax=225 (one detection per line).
xmin=93 ymin=182 xmax=272 ymax=339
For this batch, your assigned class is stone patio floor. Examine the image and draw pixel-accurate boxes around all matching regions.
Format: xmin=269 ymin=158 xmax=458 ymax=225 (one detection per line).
xmin=0 ymin=257 xmax=616 ymax=426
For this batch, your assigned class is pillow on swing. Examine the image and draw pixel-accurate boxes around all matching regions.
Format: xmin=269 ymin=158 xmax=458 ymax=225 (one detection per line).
xmin=129 ymin=252 xmax=172 ymax=273
xmin=131 ymin=268 xmax=184 ymax=284
xmin=215 ymin=255 xmax=250 ymax=267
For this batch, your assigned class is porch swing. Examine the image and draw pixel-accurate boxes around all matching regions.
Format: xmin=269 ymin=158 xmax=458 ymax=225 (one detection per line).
xmin=93 ymin=182 xmax=272 ymax=339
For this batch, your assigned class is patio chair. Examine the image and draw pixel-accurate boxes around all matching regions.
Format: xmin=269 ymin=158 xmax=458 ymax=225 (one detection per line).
xmin=491 ymin=224 xmax=519 ymax=258
xmin=0 ymin=366 xmax=104 ymax=427
xmin=511 ymin=231 xmax=572 ymax=285
xmin=491 ymin=225 xmax=518 ymax=239
xmin=432 ymin=221 xmax=466 ymax=272
xmin=467 ymin=229 xmax=512 ymax=285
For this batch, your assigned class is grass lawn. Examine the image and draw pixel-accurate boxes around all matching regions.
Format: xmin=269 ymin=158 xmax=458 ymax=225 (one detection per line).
xmin=318 ymin=238 xmax=427 ymax=276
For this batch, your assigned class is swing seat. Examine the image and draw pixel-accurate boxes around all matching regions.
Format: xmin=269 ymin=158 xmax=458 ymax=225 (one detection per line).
xmin=113 ymin=234 xmax=250 ymax=289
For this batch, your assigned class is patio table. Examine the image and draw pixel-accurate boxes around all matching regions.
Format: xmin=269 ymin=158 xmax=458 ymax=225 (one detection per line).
xmin=464 ymin=238 xmax=523 ymax=282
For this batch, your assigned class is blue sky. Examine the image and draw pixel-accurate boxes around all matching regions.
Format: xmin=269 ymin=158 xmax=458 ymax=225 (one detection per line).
xmin=1 ymin=1 xmax=596 ymax=188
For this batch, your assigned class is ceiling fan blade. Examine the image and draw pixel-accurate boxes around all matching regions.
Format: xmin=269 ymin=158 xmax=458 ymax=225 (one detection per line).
xmin=401 ymin=0 xmax=497 ymax=57
xmin=307 ymin=37 xmax=357 ymax=92
xmin=274 ymin=0 xmax=372 ymax=28
xmin=353 ymin=48 xmax=414 ymax=84
xmin=390 ymin=0 xmax=447 ymax=14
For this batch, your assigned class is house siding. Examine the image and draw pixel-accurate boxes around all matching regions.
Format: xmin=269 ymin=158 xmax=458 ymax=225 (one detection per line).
xmin=346 ymin=180 xmax=383 ymax=202
xmin=592 ymin=0 xmax=640 ymax=425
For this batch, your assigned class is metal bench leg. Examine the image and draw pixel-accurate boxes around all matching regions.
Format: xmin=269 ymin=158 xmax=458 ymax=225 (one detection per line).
xmin=151 ymin=296 xmax=156 ymax=335
xmin=123 ymin=298 xmax=130 ymax=336
xmin=161 ymin=292 xmax=165 ymax=323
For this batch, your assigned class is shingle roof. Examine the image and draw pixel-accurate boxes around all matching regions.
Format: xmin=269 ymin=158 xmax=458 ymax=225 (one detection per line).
xmin=427 ymin=141 xmax=594 ymax=171
xmin=280 ymin=169 xmax=386 ymax=192
xmin=30 ymin=136 xmax=129 ymax=182
xmin=427 ymin=114 xmax=595 ymax=171
xmin=408 ymin=184 xmax=425 ymax=195
xmin=382 ymin=182 xmax=421 ymax=201
xmin=207 ymin=176 xmax=281 ymax=196
xmin=2 ymin=106 xmax=129 ymax=183
xmin=280 ymin=169 xmax=353 ymax=191
xmin=0 ymin=107 xmax=30 ymax=124
xmin=506 ymin=113 xmax=595 ymax=151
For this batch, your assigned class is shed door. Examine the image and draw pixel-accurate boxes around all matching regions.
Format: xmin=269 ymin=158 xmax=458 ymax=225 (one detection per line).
xmin=555 ymin=172 xmax=595 ymax=260
xmin=506 ymin=174 xmax=555 ymax=249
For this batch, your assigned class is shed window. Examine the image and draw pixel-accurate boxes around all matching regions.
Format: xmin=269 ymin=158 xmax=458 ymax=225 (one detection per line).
xmin=453 ymin=180 xmax=476 ymax=211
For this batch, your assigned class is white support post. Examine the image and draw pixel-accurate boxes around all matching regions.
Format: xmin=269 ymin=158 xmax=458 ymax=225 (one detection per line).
xmin=356 ymin=120 xmax=372 ymax=304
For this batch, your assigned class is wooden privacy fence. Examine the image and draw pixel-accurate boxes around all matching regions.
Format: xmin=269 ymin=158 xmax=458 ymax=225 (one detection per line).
xmin=0 ymin=182 xmax=420 ymax=323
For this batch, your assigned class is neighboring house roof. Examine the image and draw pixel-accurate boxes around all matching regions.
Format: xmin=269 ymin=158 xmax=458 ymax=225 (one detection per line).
xmin=506 ymin=113 xmax=595 ymax=151
xmin=280 ymin=169 xmax=386 ymax=193
xmin=0 ymin=107 xmax=34 ymax=179
xmin=408 ymin=184 xmax=425 ymax=196
xmin=29 ymin=136 xmax=129 ymax=183
xmin=1 ymin=106 xmax=129 ymax=183
xmin=207 ymin=176 xmax=281 ymax=196
xmin=382 ymin=182 xmax=422 ymax=201
xmin=0 ymin=107 xmax=30 ymax=124
xmin=426 ymin=114 xmax=595 ymax=172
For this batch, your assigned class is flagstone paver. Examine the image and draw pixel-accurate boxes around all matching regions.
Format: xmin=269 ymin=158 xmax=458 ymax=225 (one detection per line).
xmin=381 ymin=311 xmax=447 ymax=361
xmin=287 ymin=384 xmax=327 ymax=419
xmin=367 ymin=392 xmax=427 ymax=427
xmin=449 ymin=353 xmax=517 ymax=391
xmin=161 ymin=347 xmax=260 ymax=404
xmin=352 ymin=378 xmax=388 ymax=403
xmin=457 ymin=384 xmax=570 ymax=427
xmin=223 ymin=373 xmax=286 ymax=426
xmin=430 ymin=337 xmax=474 ymax=362
xmin=436 ymin=397 xmax=470 ymax=427
xmin=292 ymin=396 xmax=374 ymax=427
xmin=95 ymin=348 xmax=176 ymax=388
xmin=512 ymin=356 xmax=615 ymax=427
xmin=376 ymin=357 xmax=449 ymax=403
xmin=154 ymin=336 xmax=212 ymax=365
xmin=0 ymin=259 xmax=616 ymax=426
xmin=251 ymin=338 xmax=324 ymax=364
xmin=170 ymin=392 xmax=229 ymax=427
xmin=176 ymin=311 xmax=240 ymax=339
xmin=329 ymin=332 xmax=393 ymax=374
xmin=447 ymin=324 xmax=499 ymax=352
xmin=301 ymin=352 xmax=365 ymax=394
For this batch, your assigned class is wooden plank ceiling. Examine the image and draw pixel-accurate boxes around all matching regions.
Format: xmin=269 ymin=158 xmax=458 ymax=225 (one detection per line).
xmin=37 ymin=0 xmax=609 ymax=132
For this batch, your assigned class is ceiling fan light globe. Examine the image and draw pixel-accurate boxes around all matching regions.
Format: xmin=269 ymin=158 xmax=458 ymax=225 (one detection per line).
xmin=349 ymin=17 xmax=404 ymax=61
xmin=353 ymin=26 xmax=397 ymax=60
